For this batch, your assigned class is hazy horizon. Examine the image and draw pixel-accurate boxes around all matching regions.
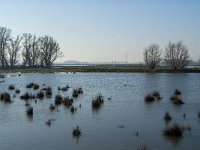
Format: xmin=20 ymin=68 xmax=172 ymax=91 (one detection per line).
xmin=1 ymin=0 xmax=200 ymax=62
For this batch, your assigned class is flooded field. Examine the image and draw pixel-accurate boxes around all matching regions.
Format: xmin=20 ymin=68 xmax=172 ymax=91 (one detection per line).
xmin=0 ymin=73 xmax=200 ymax=150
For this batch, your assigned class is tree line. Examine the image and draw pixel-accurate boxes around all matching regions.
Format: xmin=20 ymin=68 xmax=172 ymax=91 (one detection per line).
xmin=0 ymin=26 xmax=62 ymax=68
xmin=144 ymin=41 xmax=190 ymax=70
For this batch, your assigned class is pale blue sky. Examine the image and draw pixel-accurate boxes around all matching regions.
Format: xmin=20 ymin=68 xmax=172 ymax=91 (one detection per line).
xmin=1 ymin=0 xmax=200 ymax=62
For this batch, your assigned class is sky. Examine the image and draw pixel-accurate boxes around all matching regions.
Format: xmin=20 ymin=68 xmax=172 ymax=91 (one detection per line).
xmin=1 ymin=0 xmax=200 ymax=63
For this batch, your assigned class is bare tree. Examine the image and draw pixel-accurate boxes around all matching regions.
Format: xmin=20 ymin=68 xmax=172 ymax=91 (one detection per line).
xmin=22 ymin=33 xmax=32 ymax=66
xmin=22 ymin=33 xmax=40 ymax=66
xmin=39 ymin=35 xmax=62 ymax=67
xmin=143 ymin=43 xmax=161 ymax=69
xmin=165 ymin=41 xmax=190 ymax=69
xmin=7 ymin=35 xmax=22 ymax=67
xmin=0 ymin=27 xmax=11 ymax=67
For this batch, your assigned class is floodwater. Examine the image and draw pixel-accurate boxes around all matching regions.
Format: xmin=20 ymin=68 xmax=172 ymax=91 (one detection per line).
xmin=0 ymin=73 xmax=200 ymax=150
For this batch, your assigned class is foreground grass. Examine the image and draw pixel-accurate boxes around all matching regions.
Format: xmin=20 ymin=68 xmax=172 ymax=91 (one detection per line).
xmin=0 ymin=65 xmax=200 ymax=73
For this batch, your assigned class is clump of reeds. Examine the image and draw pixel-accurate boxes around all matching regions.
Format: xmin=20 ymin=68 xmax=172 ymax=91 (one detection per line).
xmin=164 ymin=112 xmax=172 ymax=121
xmin=41 ymin=86 xmax=52 ymax=97
xmin=26 ymin=106 xmax=33 ymax=115
xmin=152 ymin=91 xmax=162 ymax=100
xmin=70 ymin=106 xmax=77 ymax=113
xmin=0 ymin=92 xmax=11 ymax=103
xmin=20 ymin=93 xmax=35 ymax=100
xmin=63 ymin=97 xmax=73 ymax=106
xmin=8 ymin=84 xmax=15 ymax=90
xmin=58 ymin=85 xmax=69 ymax=91
xmin=45 ymin=87 xmax=52 ymax=97
xmin=144 ymin=91 xmax=162 ymax=103
xmin=45 ymin=119 xmax=55 ymax=127
xmin=26 ymin=82 xmax=39 ymax=90
xmin=72 ymin=87 xmax=83 ymax=98
xmin=15 ymin=89 xmax=20 ymax=94
xmin=144 ymin=94 xmax=155 ymax=102
xmin=49 ymin=104 xmax=56 ymax=111
xmin=174 ymin=89 xmax=181 ymax=95
xmin=55 ymin=94 xmax=63 ymax=105
xmin=36 ymin=91 xmax=44 ymax=99
xmin=163 ymin=123 xmax=184 ymax=137
xmin=72 ymin=126 xmax=81 ymax=137
xmin=92 ymin=94 xmax=104 ymax=108
xmin=170 ymin=95 xmax=184 ymax=105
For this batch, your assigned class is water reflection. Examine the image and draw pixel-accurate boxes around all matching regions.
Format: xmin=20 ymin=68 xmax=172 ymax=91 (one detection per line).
xmin=164 ymin=135 xmax=182 ymax=145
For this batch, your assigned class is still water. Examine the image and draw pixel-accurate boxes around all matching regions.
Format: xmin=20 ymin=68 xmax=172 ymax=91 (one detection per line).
xmin=0 ymin=73 xmax=200 ymax=150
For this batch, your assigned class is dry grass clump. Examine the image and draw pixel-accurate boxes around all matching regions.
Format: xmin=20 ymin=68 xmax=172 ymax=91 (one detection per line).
xmin=0 ymin=92 xmax=11 ymax=103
